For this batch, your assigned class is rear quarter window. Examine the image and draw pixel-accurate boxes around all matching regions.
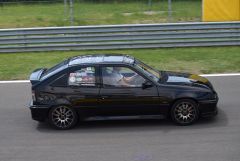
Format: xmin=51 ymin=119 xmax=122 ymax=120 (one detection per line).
xmin=41 ymin=60 xmax=68 ymax=80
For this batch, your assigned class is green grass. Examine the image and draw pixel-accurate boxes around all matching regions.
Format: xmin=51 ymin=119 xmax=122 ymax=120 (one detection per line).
xmin=0 ymin=0 xmax=202 ymax=28
xmin=0 ymin=46 xmax=239 ymax=80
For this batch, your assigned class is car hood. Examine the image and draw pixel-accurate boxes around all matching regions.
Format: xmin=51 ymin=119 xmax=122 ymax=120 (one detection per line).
xmin=162 ymin=71 xmax=213 ymax=90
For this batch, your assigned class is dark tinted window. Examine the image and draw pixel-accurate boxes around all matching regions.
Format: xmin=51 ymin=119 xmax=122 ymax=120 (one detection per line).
xmin=50 ymin=74 xmax=68 ymax=87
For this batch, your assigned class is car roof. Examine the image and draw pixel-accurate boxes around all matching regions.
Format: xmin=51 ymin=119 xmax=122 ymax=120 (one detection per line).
xmin=68 ymin=54 xmax=135 ymax=66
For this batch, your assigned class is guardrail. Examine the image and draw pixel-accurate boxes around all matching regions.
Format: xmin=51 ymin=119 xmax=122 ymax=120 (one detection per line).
xmin=0 ymin=22 xmax=239 ymax=53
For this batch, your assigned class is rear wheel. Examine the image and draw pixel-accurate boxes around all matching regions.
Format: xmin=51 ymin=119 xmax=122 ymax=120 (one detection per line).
xmin=171 ymin=99 xmax=199 ymax=125
xmin=49 ymin=105 xmax=78 ymax=130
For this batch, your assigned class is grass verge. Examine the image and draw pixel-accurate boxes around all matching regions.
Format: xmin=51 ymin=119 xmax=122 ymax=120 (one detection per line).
xmin=0 ymin=0 xmax=201 ymax=28
xmin=0 ymin=46 xmax=239 ymax=80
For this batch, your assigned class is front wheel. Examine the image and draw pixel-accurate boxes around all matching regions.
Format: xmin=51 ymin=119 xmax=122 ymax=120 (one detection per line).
xmin=48 ymin=105 xmax=78 ymax=130
xmin=171 ymin=99 xmax=199 ymax=125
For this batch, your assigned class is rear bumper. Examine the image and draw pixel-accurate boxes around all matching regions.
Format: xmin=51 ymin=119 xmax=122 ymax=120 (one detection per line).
xmin=29 ymin=101 xmax=50 ymax=122
xmin=198 ymin=99 xmax=218 ymax=117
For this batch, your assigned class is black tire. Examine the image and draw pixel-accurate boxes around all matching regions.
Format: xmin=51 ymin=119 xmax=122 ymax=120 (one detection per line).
xmin=171 ymin=99 xmax=199 ymax=125
xmin=48 ymin=105 xmax=78 ymax=130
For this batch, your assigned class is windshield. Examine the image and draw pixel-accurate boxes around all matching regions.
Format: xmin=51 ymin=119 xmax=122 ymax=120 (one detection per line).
xmin=134 ymin=60 xmax=161 ymax=82
xmin=40 ymin=60 xmax=68 ymax=80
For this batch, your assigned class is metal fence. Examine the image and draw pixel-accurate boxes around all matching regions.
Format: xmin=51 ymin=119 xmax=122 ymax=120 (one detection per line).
xmin=0 ymin=22 xmax=239 ymax=53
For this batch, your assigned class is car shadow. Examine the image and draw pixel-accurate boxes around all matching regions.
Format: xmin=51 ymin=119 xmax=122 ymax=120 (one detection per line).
xmin=36 ymin=108 xmax=228 ymax=133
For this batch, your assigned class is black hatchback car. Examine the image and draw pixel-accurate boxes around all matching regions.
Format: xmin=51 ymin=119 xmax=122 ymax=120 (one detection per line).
xmin=29 ymin=54 xmax=218 ymax=129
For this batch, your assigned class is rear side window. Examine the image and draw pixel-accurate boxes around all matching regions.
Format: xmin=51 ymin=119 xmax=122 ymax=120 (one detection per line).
xmin=68 ymin=67 xmax=96 ymax=86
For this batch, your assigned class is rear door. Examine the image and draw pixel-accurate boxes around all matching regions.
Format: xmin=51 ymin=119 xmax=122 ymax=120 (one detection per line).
xmin=48 ymin=65 xmax=101 ymax=116
xmin=66 ymin=65 xmax=100 ymax=115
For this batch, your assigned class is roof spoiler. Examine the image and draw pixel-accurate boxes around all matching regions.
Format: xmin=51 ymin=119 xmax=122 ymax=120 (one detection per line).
xmin=29 ymin=68 xmax=45 ymax=85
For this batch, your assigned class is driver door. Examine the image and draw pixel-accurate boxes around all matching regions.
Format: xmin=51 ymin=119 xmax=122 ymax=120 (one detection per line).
xmin=98 ymin=65 xmax=160 ymax=116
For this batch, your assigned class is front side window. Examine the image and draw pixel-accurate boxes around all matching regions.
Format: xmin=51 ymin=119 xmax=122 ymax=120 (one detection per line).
xmin=68 ymin=67 xmax=96 ymax=86
xmin=102 ymin=66 xmax=145 ymax=87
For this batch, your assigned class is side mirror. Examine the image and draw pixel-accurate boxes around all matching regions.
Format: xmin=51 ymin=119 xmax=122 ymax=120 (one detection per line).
xmin=142 ymin=81 xmax=153 ymax=89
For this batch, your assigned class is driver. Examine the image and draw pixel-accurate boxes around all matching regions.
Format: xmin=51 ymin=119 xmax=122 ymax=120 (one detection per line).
xmin=103 ymin=67 xmax=137 ymax=86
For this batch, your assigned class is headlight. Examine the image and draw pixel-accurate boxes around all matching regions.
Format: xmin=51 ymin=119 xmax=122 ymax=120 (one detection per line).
xmin=209 ymin=92 xmax=217 ymax=100
xmin=37 ymin=93 xmax=56 ymax=102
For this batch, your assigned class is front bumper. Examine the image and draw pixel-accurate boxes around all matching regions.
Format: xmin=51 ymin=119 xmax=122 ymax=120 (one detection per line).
xmin=198 ymin=98 xmax=218 ymax=117
xmin=29 ymin=101 xmax=50 ymax=122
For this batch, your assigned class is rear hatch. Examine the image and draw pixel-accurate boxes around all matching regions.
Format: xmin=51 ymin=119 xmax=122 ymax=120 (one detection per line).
xmin=29 ymin=68 xmax=45 ymax=85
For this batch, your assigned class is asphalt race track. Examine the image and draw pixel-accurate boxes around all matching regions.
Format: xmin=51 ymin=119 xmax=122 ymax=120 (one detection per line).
xmin=0 ymin=76 xmax=239 ymax=161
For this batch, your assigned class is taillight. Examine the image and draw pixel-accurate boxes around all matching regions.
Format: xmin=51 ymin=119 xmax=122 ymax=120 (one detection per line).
xmin=32 ymin=90 xmax=36 ymax=102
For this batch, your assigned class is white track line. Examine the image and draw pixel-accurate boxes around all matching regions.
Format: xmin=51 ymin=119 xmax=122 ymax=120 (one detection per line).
xmin=200 ymin=73 xmax=240 ymax=77
xmin=0 ymin=73 xmax=239 ymax=84
xmin=0 ymin=80 xmax=30 ymax=84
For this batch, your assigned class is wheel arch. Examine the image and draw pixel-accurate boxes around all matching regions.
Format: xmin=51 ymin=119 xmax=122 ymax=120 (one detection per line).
xmin=171 ymin=97 xmax=199 ymax=107
xmin=47 ymin=98 xmax=72 ymax=113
